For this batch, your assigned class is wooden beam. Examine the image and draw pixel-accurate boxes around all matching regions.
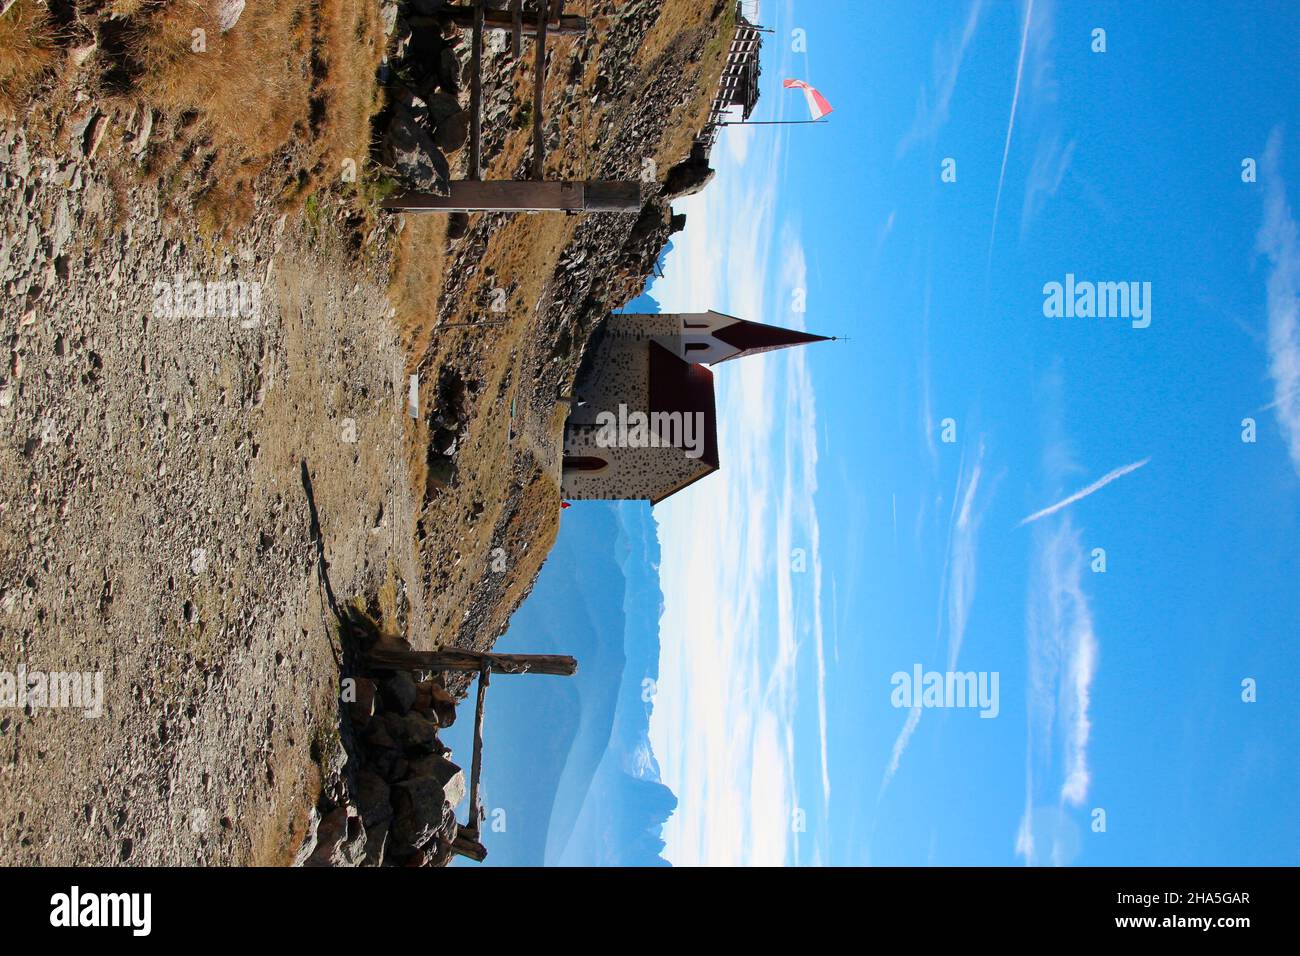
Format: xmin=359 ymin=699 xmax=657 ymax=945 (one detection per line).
xmin=380 ymin=180 xmax=641 ymax=213
xmin=531 ymin=0 xmax=549 ymax=181
xmin=466 ymin=663 xmax=490 ymax=829
xmin=449 ymin=829 xmax=488 ymax=862
xmin=364 ymin=647 xmax=579 ymax=676
xmin=468 ymin=0 xmax=483 ymax=180
xmin=511 ymin=0 xmax=523 ymax=57
xmin=439 ymin=5 xmax=586 ymax=36
xmin=584 ymin=180 xmax=646 ymax=211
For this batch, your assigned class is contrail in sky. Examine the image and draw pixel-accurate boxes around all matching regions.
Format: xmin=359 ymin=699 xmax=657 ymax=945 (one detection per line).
xmin=987 ymin=0 xmax=1035 ymax=273
xmin=1018 ymin=457 xmax=1151 ymax=527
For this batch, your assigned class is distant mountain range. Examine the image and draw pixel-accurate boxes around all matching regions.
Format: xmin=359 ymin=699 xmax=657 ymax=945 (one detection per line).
xmin=445 ymin=500 xmax=675 ymax=866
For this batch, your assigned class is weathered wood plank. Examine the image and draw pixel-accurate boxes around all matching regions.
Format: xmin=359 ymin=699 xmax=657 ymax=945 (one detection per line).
xmin=468 ymin=0 xmax=484 ymax=180
xmin=379 ymin=180 xmax=641 ymax=213
xmin=584 ymin=180 xmax=644 ymax=212
xmin=439 ymin=5 xmax=586 ymax=36
xmin=466 ymin=663 xmax=490 ymax=829
xmin=449 ymin=829 xmax=488 ymax=862
xmin=364 ymin=647 xmax=579 ymax=676
xmin=531 ymin=0 xmax=549 ymax=180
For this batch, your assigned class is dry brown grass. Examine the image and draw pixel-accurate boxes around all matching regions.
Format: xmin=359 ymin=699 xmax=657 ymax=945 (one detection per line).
xmin=0 ymin=0 xmax=58 ymax=118
xmin=109 ymin=0 xmax=153 ymax=19
xmin=247 ymin=712 xmax=330 ymax=866
xmin=305 ymin=0 xmax=387 ymax=199
xmin=391 ymin=215 xmax=450 ymax=367
xmin=118 ymin=0 xmax=384 ymax=229
xmin=125 ymin=4 xmax=313 ymax=161
xmin=641 ymin=0 xmax=736 ymax=166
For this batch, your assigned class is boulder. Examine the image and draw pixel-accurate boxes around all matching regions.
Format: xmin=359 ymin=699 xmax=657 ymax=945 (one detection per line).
xmin=305 ymin=807 xmax=367 ymax=867
xmin=433 ymin=110 xmax=470 ymax=154
xmin=401 ymin=711 xmax=442 ymax=754
xmin=425 ymin=838 xmax=455 ymax=867
xmin=437 ymin=47 xmax=464 ymax=93
xmin=427 ymin=93 xmax=463 ymax=126
xmin=392 ymin=86 xmax=430 ymax=127
xmin=348 ymin=677 xmax=377 ymax=726
xmin=405 ymin=754 xmax=466 ymax=809
xmin=381 ymin=709 xmax=407 ymax=736
xmin=446 ymin=213 xmax=469 ymax=241
xmin=415 ymin=679 xmax=457 ymax=727
xmin=662 ymin=153 xmax=715 ymax=201
xmin=362 ymin=820 xmax=389 ymax=867
xmin=69 ymin=41 xmax=97 ymax=70
xmin=363 ymin=716 xmax=397 ymax=750
xmin=292 ymin=804 xmax=321 ymax=866
xmin=131 ymin=109 xmax=154 ymax=157
xmin=354 ymin=770 xmax=392 ymax=828
xmin=391 ymin=776 xmax=458 ymax=851
xmin=384 ymin=109 xmax=450 ymax=196
xmin=216 ymin=0 xmax=246 ymax=33
xmin=381 ymin=672 xmax=418 ymax=715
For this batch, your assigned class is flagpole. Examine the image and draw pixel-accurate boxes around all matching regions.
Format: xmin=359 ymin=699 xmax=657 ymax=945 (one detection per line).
xmin=718 ymin=119 xmax=830 ymax=127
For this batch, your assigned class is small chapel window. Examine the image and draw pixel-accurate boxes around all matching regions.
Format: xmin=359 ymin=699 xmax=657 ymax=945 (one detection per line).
xmin=563 ymin=456 xmax=609 ymax=473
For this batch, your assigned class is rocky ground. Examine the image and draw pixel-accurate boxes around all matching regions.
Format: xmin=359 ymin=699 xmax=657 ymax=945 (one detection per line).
xmin=0 ymin=0 xmax=733 ymax=866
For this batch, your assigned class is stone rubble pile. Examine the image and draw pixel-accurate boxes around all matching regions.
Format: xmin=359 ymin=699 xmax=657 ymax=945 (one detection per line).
xmin=298 ymin=639 xmax=466 ymax=867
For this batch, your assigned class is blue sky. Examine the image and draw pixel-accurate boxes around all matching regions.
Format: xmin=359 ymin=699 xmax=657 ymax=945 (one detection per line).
xmin=645 ymin=0 xmax=1300 ymax=865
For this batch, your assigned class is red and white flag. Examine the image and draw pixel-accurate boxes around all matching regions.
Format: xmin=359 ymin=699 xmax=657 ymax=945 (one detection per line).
xmin=783 ymin=79 xmax=834 ymax=120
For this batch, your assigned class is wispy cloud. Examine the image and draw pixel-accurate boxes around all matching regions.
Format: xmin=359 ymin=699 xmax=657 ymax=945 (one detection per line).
xmin=946 ymin=441 xmax=989 ymax=671
xmin=896 ymin=1 xmax=985 ymax=158
xmin=1020 ymin=133 xmax=1075 ymax=239
xmin=919 ymin=271 xmax=938 ymax=469
xmin=1017 ymin=514 xmax=1099 ymax=865
xmin=987 ymin=0 xmax=1036 ymax=265
xmin=1016 ymin=0 xmax=1072 ymax=240
xmin=1257 ymin=126 xmax=1300 ymax=475
xmin=776 ymin=224 xmax=832 ymax=816
xmin=879 ymin=703 xmax=922 ymax=801
xmin=865 ymin=209 xmax=897 ymax=279
xmin=1017 ymin=457 xmax=1150 ymax=527
xmin=880 ymin=440 xmax=992 ymax=798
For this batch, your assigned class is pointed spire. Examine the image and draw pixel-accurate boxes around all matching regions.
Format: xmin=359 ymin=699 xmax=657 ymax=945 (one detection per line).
xmin=710 ymin=317 xmax=831 ymax=364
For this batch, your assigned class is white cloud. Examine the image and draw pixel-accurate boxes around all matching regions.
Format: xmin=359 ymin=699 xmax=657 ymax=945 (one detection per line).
xmin=919 ymin=276 xmax=938 ymax=469
xmin=1016 ymin=513 xmax=1099 ymax=865
xmin=1016 ymin=0 xmax=1074 ymax=240
xmin=987 ymin=0 xmax=1036 ymax=266
xmin=879 ymin=704 xmax=922 ymax=802
xmin=1020 ymin=133 xmax=1075 ymax=239
xmin=896 ymin=1 xmax=985 ymax=158
xmin=1017 ymin=457 xmax=1149 ymax=527
xmin=1257 ymin=127 xmax=1300 ymax=475
xmin=946 ymin=441 xmax=988 ymax=671
xmin=880 ymin=440 xmax=991 ymax=798
xmin=780 ymin=236 xmax=831 ymax=816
